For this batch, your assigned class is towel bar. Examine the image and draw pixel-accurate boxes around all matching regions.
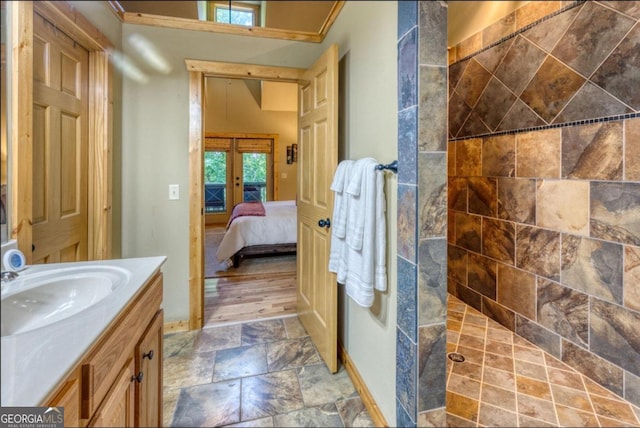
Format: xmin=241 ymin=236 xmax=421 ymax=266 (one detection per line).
xmin=375 ymin=160 xmax=398 ymax=174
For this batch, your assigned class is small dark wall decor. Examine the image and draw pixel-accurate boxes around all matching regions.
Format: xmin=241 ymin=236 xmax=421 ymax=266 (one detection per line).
xmin=286 ymin=146 xmax=293 ymax=164
xmin=291 ymin=144 xmax=297 ymax=163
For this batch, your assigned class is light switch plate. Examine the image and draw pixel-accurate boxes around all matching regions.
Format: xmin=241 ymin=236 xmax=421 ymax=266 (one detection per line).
xmin=169 ymin=184 xmax=180 ymax=200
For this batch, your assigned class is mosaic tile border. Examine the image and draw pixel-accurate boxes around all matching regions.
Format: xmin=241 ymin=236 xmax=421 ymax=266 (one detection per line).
xmin=449 ymin=111 xmax=640 ymax=142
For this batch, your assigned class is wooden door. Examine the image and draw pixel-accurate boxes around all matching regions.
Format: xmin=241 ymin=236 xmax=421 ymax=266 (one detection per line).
xmin=297 ymin=44 xmax=339 ymax=372
xmin=32 ymin=12 xmax=89 ymax=263
xmin=88 ymin=358 xmax=135 ymax=427
xmin=135 ymin=310 xmax=163 ymax=428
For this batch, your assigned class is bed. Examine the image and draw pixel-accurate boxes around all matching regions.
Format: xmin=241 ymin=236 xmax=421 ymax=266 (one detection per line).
xmin=216 ymin=200 xmax=297 ymax=266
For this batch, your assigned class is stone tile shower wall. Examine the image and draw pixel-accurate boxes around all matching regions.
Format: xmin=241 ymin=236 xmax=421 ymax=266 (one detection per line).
xmin=447 ymin=0 xmax=640 ymax=408
xmin=397 ymin=1 xmax=448 ymax=427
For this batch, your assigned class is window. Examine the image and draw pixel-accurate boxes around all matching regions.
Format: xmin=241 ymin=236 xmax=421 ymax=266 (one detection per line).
xmin=209 ymin=1 xmax=259 ymax=27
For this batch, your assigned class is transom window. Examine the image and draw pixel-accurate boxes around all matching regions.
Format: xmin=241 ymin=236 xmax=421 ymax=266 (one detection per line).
xmin=209 ymin=1 xmax=259 ymax=27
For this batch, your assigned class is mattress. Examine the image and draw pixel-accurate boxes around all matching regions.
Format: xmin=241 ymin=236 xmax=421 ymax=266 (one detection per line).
xmin=215 ymin=200 xmax=297 ymax=262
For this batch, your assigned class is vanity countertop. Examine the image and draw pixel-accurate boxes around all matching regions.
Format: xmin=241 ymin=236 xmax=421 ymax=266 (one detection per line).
xmin=1 ymin=256 xmax=166 ymax=406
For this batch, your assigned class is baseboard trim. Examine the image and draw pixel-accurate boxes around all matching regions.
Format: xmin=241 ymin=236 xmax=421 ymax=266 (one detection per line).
xmin=164 ymin=319 xmax=189 ymax=333
xmin=338 ymin=341 xmax=388 ymax=427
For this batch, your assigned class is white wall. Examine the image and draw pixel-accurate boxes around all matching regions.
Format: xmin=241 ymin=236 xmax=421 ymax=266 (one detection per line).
xmin=321 ymin=2 xmax=398 ymax=423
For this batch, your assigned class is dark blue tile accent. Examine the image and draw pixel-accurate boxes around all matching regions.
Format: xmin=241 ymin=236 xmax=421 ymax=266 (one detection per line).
xmin=396 ymin=328 xmax=417 ymax=422
xmin=398 ymin=185 xmax=417 ymax=263
xmin=398 ymin=0 xmax=417 ymax=40
xmin=399 ymin=106 xmax=418 ymax=185
xmin=397 ymin=257 xmax=418 ymax=341
xmin=396 ymin=399 xmax=416 ymax=428
xmin=398 ymin=28 xmax=418 ymax=111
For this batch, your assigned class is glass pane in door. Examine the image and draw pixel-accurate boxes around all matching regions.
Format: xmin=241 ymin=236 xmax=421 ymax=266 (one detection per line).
xmin=242 ymin=152 xmax=267 ymax=202
xmin=204 ymin=151 xmax=227 ymax=213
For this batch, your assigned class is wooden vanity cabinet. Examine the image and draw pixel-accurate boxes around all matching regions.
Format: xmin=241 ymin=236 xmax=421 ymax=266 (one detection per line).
xmin=43 ymin=272 xmax=163 ymax=427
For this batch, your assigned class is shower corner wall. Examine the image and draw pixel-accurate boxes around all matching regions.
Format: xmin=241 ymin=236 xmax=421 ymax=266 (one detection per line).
xmin=396 ymin=1 xmax=449 ymax=426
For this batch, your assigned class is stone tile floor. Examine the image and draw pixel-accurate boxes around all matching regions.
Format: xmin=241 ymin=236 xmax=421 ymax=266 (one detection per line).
xmin=447 ymin=295 xmax=640 ymax=427
xmin=163 ymin=316 xmax=375 ymax=427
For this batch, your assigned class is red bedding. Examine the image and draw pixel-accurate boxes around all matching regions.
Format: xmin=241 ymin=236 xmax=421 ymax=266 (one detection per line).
xmin=226 ymin=201 xmax=265 ymax=228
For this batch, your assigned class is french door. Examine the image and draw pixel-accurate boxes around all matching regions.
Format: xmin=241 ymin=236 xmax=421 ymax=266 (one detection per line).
xmin=204 ymin=134 xmax=274 ymax=225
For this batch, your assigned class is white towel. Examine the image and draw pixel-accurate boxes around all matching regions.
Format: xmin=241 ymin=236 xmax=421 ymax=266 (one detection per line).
xmin=328 ymin=160 xmax=354 ymax=272
xmin=374 ymin=170 xmax=387 ymax=291
xmin=329 ymin=158 xmax=387 ymax=307
xmin=330 ymin=160 xmax=354 ymax=239
xmin=345 ymin=158 xmax=378 ymax=251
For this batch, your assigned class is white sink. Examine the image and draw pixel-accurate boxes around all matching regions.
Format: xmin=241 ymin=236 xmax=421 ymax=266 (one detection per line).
xmin=1 ymin=266 xmax=131 ymax=337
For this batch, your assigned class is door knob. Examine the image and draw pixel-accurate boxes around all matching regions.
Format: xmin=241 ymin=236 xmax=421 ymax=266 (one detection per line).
xmin=318 ymin=218 xmax=331 ymax=229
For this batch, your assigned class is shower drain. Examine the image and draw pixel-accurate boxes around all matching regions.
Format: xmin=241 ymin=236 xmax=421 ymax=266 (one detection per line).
xmin=447 ymin=352 xmax=466 ymax=363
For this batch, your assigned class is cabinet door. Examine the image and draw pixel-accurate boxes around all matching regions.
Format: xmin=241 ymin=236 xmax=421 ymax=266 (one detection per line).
xmin=47 ymin=369 xmax=80 ymax=427
xmin=135 ymin=310 xmax=164 ymax=427
xmin=89 ymin=358 xmax=135 ymax=427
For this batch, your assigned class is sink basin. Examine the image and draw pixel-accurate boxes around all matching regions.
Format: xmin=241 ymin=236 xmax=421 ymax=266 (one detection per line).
xmin=1 ymin=266 xmax=131 ymax=336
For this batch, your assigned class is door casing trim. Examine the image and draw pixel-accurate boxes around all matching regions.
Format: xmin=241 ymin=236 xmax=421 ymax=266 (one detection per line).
xmin=185 ymin=59 xmax=305 ymax=330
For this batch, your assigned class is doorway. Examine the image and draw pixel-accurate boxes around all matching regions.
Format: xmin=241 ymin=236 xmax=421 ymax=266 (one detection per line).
xmin=186 ymin=46 xmax=339 ymax=374
xmin=186 ymin=63 xmax=307 ymax=330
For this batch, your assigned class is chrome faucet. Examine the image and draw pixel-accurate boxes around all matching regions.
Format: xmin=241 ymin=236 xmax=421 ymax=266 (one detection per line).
xmin=1 ymin=271 xmax=19 ymax=282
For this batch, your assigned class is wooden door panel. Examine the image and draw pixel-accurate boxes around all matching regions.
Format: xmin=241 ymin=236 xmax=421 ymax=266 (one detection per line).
xmin=60 ymin=111 xmax=80 ymax=216
xmin=299 ymin=126 xmax=312 ymax=204
xmin=33 ymin=35 xmax=49 ymax=85
xmin=313 ymin=120 xmax=330 ymax=210
xmin=301 ymin=84 xmax=312 ymax=116
xmin=60 ymin=52 xmax=81 ymax=96
xmin=32 ymin=104 xmax=49 ymax=224
xmin=297 ymin=44 xmax=338 ymax=373
xmin=59 ymin=243 xmax=79 ymax=263
xmin=297 ymin=221 xmax=313 ymax=307
xmin=314 ymin=68 xmax=328 ymax=106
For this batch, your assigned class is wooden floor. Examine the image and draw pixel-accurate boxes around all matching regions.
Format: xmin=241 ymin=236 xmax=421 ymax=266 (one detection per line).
xmin=204 ymin=272 xmax=297 ymax=326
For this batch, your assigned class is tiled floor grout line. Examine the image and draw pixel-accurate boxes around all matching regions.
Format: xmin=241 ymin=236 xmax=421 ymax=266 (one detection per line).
xmin=476 ymin=308 xmax=488 ymax=428
xmin=541 ymin=339 xmax=561 ymax=427
xmin=510 ymin=327 xmax=521 ymax=428
xmin=581 ymin=372 xmax=603 ymax=427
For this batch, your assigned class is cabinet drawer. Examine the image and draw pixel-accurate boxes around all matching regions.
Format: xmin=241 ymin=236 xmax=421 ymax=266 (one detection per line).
xmin=81 ymin=273 xmax=162 ymax=418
